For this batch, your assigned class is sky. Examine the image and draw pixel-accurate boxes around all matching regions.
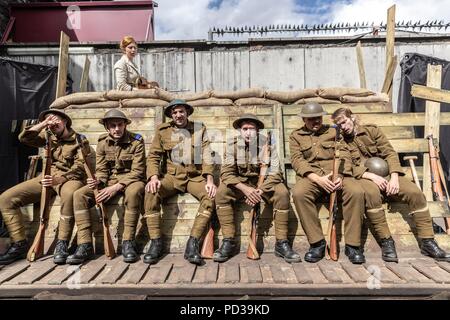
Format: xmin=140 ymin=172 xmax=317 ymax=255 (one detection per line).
xmin=154 ymin=0 xmax=450 ymax=40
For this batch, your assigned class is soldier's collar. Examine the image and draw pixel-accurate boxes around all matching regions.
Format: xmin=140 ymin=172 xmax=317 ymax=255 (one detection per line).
xmin=169 ymin=120 xmax=193 ymax=130
xmin=51 ymin=128 xmax=76 ymax=142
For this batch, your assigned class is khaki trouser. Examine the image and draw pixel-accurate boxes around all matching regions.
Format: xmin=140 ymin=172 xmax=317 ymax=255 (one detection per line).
xmin=73 ymin=181 xmax=145 ymax=244
xmin=362 ymin=176 xmax=434 ymax=239
xmin=215 ymin=182 xmax=290 ymax=240
xmin=144 ymin=174 xmax=214 ymax=239
xmin=292 ymin=177 xmax=364 ymax=247
xmin=0 ymin=176 xmax=84 ymax=243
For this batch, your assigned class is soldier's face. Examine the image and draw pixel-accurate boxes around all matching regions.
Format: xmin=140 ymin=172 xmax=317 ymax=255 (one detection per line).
xmin=303 ymin=116 xmax=323 ymax=132
xmin=333 ymin=115 xmax=355 ymax=136
xmin=240 ymin=122 xmax=258 ymax=143
xmin=171 ymin=106 xmax=188 ymax=127
xmin=106 ymin=119 xmax=126 ymax=139
xmin=45 ymin=114 xmax=66 ymax=137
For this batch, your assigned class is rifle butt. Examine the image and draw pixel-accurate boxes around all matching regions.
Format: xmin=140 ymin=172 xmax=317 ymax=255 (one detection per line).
xmin=201 ymin=225 xmax=215 ymax=259
xmin=103 ymin=224 xmax=116 ymax=259
xmin=27 ymin=225 xmax=45 ymax=262
xmin=329 ymin=225 xmax=338 ymax=261
xmin=246 ymin=219 xmax=259 ymax=260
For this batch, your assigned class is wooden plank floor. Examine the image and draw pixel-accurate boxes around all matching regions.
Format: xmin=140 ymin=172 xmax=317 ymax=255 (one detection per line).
xmin=0 ymin=253 xmax=449 ymax=298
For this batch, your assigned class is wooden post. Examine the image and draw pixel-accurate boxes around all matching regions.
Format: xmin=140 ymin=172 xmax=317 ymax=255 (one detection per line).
xmin=55 ymin=31 xmax=70 ymax=99
xmin=411 ymin=85 xmax=450 ymax=104
xmin=386 ymin=5 xmax=396 ymax=99
xmin=79 ymin=56 xmax=91 ymax=92
xmin=422 ymin=64 xmax=442 ymax=201
xmin=381 ymin=55 xmax=397 ymax=94
xmin=273 ymin=104 xmax=286 ymax=179
xmin=356 ymin=41 xmax=367 ymax=89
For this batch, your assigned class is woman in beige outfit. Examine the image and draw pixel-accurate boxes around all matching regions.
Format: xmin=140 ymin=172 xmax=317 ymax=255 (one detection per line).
xmin=114 ymin=36 xmax=140 ymax=91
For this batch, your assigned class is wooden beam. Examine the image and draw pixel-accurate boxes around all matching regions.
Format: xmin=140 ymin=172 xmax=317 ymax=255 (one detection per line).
xmin=79 ymin=56 xmax=91 ymax=92
xmin=411 ymin=84 xmax=450 ymax=104
xmin=386 ymin=5 xmax=396 ymax=72
xmin=381 ymin=55 xmax=397 ymax=94
xmin=386 ymin=5 xmax=396 ymax=99
xmin=356 ymin=41 xmax=367 ymax=89
xmin=423 ymin=64 xmax=442 ymax=201
xmin=55 ymin=32 xmax=70 ymax=99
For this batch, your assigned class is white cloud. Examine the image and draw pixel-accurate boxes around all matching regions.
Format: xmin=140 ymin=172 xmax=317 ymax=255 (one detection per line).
xmin=154 ymin=0 xmax=450 ymax=40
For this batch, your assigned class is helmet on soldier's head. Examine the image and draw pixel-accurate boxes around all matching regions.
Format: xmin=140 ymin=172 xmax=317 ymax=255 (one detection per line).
xmin=164 ymin=99 xmax=194 ymax=118
xmin=99 ymin=109 xmax=131 ymax=125
xmin=365 ymin=157 xmax=389 ymax=177
xmin=298 ymin=102 xmax=327 ymax=118
xmin=232 ymin=113 xmax=265 ymax=129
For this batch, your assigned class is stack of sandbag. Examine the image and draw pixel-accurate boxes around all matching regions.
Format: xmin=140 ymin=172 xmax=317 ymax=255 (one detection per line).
xmin=49 ymin=86 xmax=389 ymax=111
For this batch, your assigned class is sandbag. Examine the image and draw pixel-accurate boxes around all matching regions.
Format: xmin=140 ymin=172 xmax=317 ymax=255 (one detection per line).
xmin=295 ymin=97 xmax=341 ymax=104
xmin=340 ymin=93 xmax=389 ymax=103
xmin=318 ymin=87 xmax=375 ymax=99
xmin=265 ymin=89 xmax=318 ymax=103
xmin=63 ymin=92 xmax=107 ymax=105
xmin=212 ymin=88 xmax=264 ymax=100
xmin=156 ymin=88 xmax=175 ymax=102
xmin=189 ymin=98 xmax=233 ymax=107
xmin=234 ymin=98 xmax=279 ymax=106
xmin=121 ymin=98 xmax=168 ymax=108
xmin=49 ymin=97 xmax=68 ymax=109
xmin=65 ymin=101 xmax=120 ymax=109
xmin=172 ymin=91 xmax=212 ymax=101
xmin=105 ymin=89 xmax=160 ymax=100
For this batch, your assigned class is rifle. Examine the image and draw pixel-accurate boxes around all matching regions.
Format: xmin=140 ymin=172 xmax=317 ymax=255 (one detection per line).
xmin=76 ymin=134 xmax=116 ymax=259
xmin=27 ymin=129 xmax=53 ymax=262
xmin=200 ymin=213 xmax=215 ymax=259
xmin=246 ymin=131 xmax=271 ymax=260
xmin=427 ymin=134 xmax=450 ymax=234
xmin=325 ymin=124 xmax=341 ymax=261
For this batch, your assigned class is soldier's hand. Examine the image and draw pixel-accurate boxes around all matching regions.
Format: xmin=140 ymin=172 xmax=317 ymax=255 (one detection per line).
xmin=87 ymin=178 xmax=100 ymax=189
xmin=315 ymin=173 xmax=337 ymax=193
xmin=43 ymin=114 xmax=61 ymax=129
xmin=386 ymin=174 xmax=400 ymax=196
xmin=95 ymin=186 xmax=118 ymax=203
xmin=205 ymin=182 xmax=217 ymax=198
xmin=41 ymin=175 xmax=56 ymax=187
xmin=334 ymin=176 xmax=343 ymax=190
xmin=243 ymin=187 xmax=262 ymax=206
xmin=364 ymin=172 xmax=388 ymax=191
xmin=146 ymin=175 xmax=161 ymax=194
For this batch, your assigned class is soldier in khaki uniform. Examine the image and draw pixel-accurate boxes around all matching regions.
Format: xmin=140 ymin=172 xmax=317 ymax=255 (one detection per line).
xmin=332 ymin=107 xmax=450 ymax=262
xmin=143 ymin=99 xmax=217 ymax=265
xmin=0 ymin=109 xmax=87 ymax=265
xmin=290 ymin=103 xmax=366 ymax=264
xmin=69 ymin=110 xmax=146 ymax=264
xmin=213 ymin=114 xmax=301 ymax=263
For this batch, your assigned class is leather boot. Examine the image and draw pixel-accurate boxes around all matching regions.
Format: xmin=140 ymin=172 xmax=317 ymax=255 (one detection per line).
xmin=421 ymin=238 xmax=450 ymax=262
xmin=143 ymin=238 xmax=163 ymax=264
xmin=345 ymin=245 xmax=366 ymax=264
xmin=0 ymin=240 xmax=28 ymax=265
xmin=213 ymin=238 xmax=236 ymax=263
xmin=275 ymin=239 xmax=302 ymax=263
xmin=122 ymin=240 xmax=139 ymax=263
xmin=66 ymin=243 xmax=94 ymax=265
xmin=380 ymin=237 xmax=398 ymax=263
xmin=184 ymin=236 xmax=203 ymax=265
xmin=53 ymin=239 xmax=69 ymax=265
xmin=304 ymin=239 xmax=326 ymax=263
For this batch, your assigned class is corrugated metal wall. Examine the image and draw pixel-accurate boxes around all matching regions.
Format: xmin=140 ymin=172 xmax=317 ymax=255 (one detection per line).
xmin=4 ymin=40 xmax=450 ymax=110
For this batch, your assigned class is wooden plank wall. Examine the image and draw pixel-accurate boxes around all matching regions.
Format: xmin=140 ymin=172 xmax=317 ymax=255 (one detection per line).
xmin=11 ymin=102 xmax=449 ymax=255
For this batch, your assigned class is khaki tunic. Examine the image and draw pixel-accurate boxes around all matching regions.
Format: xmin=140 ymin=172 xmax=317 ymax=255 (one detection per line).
xmin=114 ymin=55 xmax=140 ymax=91
xmin=73 ymin=130 xmax=146 ymax=244
xmin=0 ymin=127 xmax=87 ymax=242
xmin=144 ymin=120 xmax=215 ymax=239
xmin=216 ymin=138 xmax=290 ymax=239
xmin=289 ymin=124 xmax=365 ymax=246
xmin=347 ymin=124 xmax=434 ymax=239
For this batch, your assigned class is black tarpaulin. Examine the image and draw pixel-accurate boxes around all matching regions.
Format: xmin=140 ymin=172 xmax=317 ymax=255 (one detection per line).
xmin=398 ymin=53 xmax=450 ymax=186
xmin=0 ymin=57 xmax=57 ymax=191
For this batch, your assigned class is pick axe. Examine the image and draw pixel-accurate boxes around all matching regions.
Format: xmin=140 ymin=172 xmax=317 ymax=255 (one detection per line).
xmin=403 ymin=155 xmax=421 ymax=191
